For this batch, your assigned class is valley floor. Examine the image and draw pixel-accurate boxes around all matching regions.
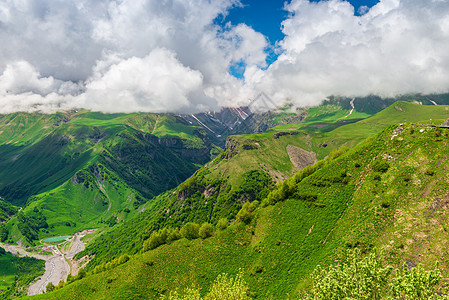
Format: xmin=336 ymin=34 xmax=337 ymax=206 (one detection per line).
xmin=1 ymin=229 xmax=93 ymax=296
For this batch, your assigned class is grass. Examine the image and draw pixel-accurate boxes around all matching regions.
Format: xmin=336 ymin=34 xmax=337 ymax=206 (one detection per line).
xmin=0 ymin=110 xmax=215 ymax=246
xmin=36 ymin=122 xmax=449 ymax=299
xmin=78 ymin=101 xmax=449 ymax=272
xmin=0 ymin=248 xmax=44 ymax=299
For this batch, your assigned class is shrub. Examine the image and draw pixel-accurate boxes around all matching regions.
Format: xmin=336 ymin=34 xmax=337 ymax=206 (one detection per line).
xmin=425 ymin=169 xmax=435 ymax=176
xmin=391 ymin=264 xmax=442 ymax=299
xmin=45 ymin=282 xmax=55 ymax=293
xmin=144 ymin=231 xmax=162 ymax=251
xmin=372 ymin=160 xmax=390 ymax=173
xmin=118 ymin=254 xmax=130 ymax=264
xmin=199 ymin=223 xmax=214 ymax=239
xmin=306 ymin=249 xmax=446 ymax=300
xmin=66 ymin=273 xmax=74 ymax=283
xmin=309 ymin=249 xmax=392 ymax=300
xmin=161 ymin=288 xmax=201 ymax=300
xmin=180 ymin=222 xmax=200 ymax=240
xmin=158 ymin=228 xmax=169 ymax=244
xmin=205 ymin=271 xmax=249 ymax=300
xmin=77 ymin=268 xmax=87 ymax=280
xmin=216 ymin=218 xmax=228 ymax=230
xmin=167 ymin=228 xmax=181 ymax=242
xmin=250 ymin=263 xmax=263 ymax=275
xmin=236 ymin=201 xmax=259 ymax=224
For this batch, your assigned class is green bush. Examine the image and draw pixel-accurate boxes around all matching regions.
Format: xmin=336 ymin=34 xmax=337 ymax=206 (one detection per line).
xmin=216 ymin=218 xmax=228 ymax=230
xmin=161 ymin=271 xmax=249 ymax=300
xmin=118 ymin=254 xmax=130 ymax=265
xmin=77 ymin=268 xmax=87 ymax=280
xmin=144 ymin=231 xmax=163 ymax=251
xmin=46 ymin=282 xmax=55 ymax=293
xmin=167 ymin=228 xmax=181 ymax=242
xmin=199 ymin=223 xmax=214 ymax=239
xmin=236 ymin=201 xmax=259 ymax=224
xmin=180 ymin=222 xmax=200 ymax=240
xmin=372 ymin=159 xmax=390 ymax=173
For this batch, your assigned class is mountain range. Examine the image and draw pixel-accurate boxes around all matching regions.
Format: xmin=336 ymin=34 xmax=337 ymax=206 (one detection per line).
xmin=2 ymin=93 xmax=449 ymax=299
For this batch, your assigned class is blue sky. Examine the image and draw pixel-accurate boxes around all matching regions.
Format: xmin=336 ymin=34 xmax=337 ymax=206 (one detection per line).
xmin=221 ymin=0 xmax=381 ymax=44
xmin=220 ymin=0 xmax=381 ymax=77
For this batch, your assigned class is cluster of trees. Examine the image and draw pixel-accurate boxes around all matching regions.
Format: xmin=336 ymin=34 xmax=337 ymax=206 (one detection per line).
xmin=303 ymin=249 xmax=447 ymax=299
xmin=0 ymin=199 xmax=18 ymax=222
xmin=93 ymin=254 xmax=130 ymax=274
xmin=16 ymin=207 xmax=48 ymax=243
xmin=161 ymin=270 xmax=249 ymax=300
xmin=143 ymin=219 xmax=228 ymax=252
xmin=0 ymin=224 xmax=8 ymax=242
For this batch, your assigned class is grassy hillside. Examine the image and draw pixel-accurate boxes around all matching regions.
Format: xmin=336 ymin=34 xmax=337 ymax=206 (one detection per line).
xmin=75 ymin=102 xmax=449 ymax=278
xmin=33 ymin=121 xmax=449 ymax=299
xmin=0 ymin=111 xmax=217 ymax=245
xmin=0 ymin=247 xmax=44 ymax=299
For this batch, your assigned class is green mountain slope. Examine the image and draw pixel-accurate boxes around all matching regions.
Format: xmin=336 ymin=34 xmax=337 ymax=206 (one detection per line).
xmin=0 ymin=111 xmax=217 ymax=245
xmin=0 ymin=247 xmax=44 ymax=299
xmin=75 ymin=102 xmax=449 ymax=279
xmin=34 ymin=120 xmax=449 ymax=299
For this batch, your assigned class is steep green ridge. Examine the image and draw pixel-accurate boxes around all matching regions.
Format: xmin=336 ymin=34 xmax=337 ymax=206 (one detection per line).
xmin=78 ymin=102 xmax=449 ymax=274
xmin=0 ymin=111 xmax=217 ymax=244
xmin=34 ymin=121 xmax=449 ymax=299
xmin=0 ymin=200 xmax=17 ymax=223
xmin=0 ymin=247 xmax=44 ymax=299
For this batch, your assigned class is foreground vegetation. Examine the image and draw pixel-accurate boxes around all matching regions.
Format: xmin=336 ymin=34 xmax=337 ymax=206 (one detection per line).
xmin=0 ymin=248 xmax=44 ymax=299
xmin=33 ymin=118 xmax=449 ymax=299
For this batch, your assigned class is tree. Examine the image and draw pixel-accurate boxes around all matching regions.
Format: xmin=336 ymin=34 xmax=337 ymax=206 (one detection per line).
xmin=216 ymin=218 xmax=228 ymax=230
xmin=309 ymin=249 xmax=392 ymax=300
xmin=45 ymin=282 xmax=55 ymax=293
xmin=199 ymin=223 xmax=214 ymax=239
xmin=180 ymin=222 xmax=200 ymax=240
xmin=161 ymin=271 xmax=249 ymax=300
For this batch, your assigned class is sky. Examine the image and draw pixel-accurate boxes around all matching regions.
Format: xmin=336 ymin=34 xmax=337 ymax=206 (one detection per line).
xmin=0 ymin=0 xmax=448 ymax=114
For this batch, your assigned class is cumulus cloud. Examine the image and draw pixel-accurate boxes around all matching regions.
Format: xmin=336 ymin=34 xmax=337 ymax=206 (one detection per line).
xmin=0 ymin=0 xmax=448 ymax=113
xmin=245 ymin=0 xmax=449 ymax=107
xmin=0 ymin=0 xmax=268 ymax=113
xmin=80 ymin=48 xmax=212 ymax=113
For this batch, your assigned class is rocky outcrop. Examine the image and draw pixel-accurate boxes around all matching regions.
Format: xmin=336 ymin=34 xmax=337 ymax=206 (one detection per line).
xmin=286 ymin=145 xmax=317 ymax=171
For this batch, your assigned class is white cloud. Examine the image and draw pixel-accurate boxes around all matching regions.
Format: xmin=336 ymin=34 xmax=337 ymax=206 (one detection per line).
xmin=246 ymin=0 xmax=449 ymax=108
xmin=358 ymin=5 xmax=369 ymax=15
xmin=0 ymin=0 xmax=448 ymax=113
xmin=0 ymin=0 xmax=272 ymax=113
xmin=81 ymin=48 xmax=211 ymax=113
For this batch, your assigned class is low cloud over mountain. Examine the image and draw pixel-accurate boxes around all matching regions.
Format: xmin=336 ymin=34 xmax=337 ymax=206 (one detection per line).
xmin=0 ymin=0 xmax=448 ymax=113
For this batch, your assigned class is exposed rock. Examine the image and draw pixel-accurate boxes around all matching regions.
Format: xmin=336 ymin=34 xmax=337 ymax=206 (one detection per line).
xmin=286 ymin=145 xmax=317 ymax=171
xmin=203 ymin=186 xmax=216 ymax=198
